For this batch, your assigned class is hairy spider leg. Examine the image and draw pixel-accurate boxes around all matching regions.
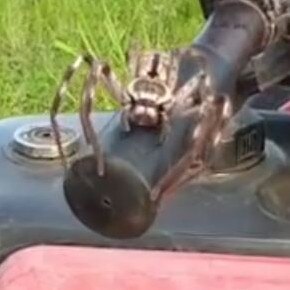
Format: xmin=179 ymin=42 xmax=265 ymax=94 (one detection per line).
xmin=152 ymin=92 xmax=233 ymax=206
xmin=80 ymin=59 xmax=128 ymax=176
xmin=172 ymin=70 xmax=206 ymax=118
xmin=79 ymin=59 xmax=106 ymax=176
xmin=191 ymin=93 xmax=232 ymax=161
xmin=166 ymin=49 xmax=181 ymax=90
xmin=50 ymin=53 xmax=94 ymax=171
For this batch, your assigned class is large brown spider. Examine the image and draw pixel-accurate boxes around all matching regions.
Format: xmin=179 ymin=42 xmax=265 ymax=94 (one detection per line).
xmin=50 ymin=47 xmax=206 ymax=176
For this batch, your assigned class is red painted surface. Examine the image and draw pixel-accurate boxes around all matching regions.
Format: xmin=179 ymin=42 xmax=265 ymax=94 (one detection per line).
xmin=279 ymin=101 xmax=290 ymax=113
xmin=1 ymin=246 xmax=290 ymax=290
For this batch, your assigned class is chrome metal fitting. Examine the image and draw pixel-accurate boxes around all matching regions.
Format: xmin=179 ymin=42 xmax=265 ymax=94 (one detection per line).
xmin=12 ymin=122 xmax=80 ymax=160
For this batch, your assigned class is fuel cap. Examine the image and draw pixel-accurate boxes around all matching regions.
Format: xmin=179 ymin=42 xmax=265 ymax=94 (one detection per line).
xmin=12 ymin=123 xmax=80 ymax=160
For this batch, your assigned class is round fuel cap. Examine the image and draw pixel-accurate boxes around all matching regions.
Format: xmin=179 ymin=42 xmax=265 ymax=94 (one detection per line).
xmin=12 ymin=122 xmax=80 ymax=160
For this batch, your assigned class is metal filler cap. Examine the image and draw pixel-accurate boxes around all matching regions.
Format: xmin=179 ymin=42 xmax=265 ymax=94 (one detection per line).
xmin=12 ymin=123 xmax=80 ymax=160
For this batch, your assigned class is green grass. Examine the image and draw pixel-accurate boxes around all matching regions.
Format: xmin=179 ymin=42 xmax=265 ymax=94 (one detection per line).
xmin=0 ymin=0 xmax=203 ymax=118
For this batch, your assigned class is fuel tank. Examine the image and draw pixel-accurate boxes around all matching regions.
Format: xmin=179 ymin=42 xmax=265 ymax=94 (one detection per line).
xmin=0 ymin=89 xmax=290 ymax=260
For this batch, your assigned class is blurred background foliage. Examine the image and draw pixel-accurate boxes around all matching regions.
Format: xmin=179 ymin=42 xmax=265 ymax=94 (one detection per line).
xmin=0 ymin=0 xmax=203 ymax=117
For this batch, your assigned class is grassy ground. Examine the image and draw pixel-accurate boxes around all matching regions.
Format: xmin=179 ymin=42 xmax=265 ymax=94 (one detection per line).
xmin=0 ymin=0 xmax=203 ymax=117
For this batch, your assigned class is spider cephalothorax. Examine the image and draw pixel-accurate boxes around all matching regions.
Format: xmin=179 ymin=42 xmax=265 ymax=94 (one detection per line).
xmin=120 ymin=49 xmax=185 ymax=140
xmin=124 ymin=77 xmax=170 ymax=127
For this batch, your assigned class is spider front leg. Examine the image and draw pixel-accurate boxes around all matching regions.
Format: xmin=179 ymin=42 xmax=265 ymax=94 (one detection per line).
xmin=80 ymin=59 xmax=129 ymax=176
xmin=159 ymin=111 xmax=170 ymax=144
xmin=50 ymin=54 xmax=94 ymax=171
xmin=98 ymin=62 xmax=132 ymax=133
xmin=120 ymin=103 xmax=132 ymax=132
xmin=79 ymin=59 xmax=106 ymax=176
xmin=158 ymin=106 xmax=172 ymax=144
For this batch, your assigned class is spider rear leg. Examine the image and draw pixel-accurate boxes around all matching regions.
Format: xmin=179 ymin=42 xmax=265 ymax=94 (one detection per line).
xmin=80 ymin=58 xmax=130 ymax=176
xmin=99 ymin=63 xmax=132 ymax=134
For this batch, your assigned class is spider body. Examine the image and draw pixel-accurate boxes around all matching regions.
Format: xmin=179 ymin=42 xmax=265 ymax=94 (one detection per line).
xmin=50 ymin=47 xmax=219 ymax=177
xmin=106 ymin=50 xmax=182 ymax=140
xmin=123 ymin=77 xmax=171 ymax=130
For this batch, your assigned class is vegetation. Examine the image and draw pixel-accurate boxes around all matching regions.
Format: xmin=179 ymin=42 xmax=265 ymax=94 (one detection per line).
xmin=0 ymin=0 xmax=203 ymax=117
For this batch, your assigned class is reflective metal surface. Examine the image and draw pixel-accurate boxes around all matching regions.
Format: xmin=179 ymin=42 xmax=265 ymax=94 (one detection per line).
xmin=11 ymin=122 xmax=80 ymax=160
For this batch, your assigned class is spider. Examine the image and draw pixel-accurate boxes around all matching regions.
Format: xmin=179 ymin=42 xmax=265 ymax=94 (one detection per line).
xmin=50 ymin=47 xmax=206 ymax=176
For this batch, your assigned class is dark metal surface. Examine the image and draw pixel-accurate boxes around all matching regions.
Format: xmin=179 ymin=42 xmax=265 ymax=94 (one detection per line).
xmin=0 ymin=102 xmax=290 ymax=259
xmin=198 ymin=0 xmax=290 ymax=101
xmin=187 ymin=0 xmax=268 ymax=114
